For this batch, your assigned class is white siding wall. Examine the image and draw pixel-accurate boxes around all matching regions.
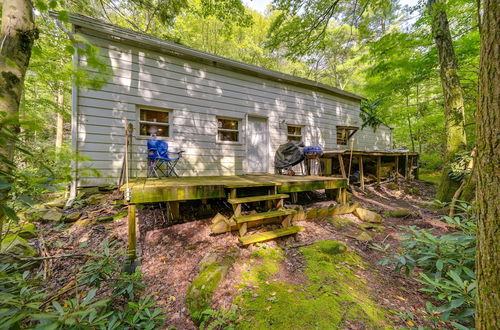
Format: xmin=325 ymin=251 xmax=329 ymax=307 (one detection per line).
xmin=75 ymin=34 xmax=391 ymax=186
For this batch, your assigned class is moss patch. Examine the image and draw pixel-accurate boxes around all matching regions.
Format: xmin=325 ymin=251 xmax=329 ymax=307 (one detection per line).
xmin=241 ymin=245 xmax=284 ymax=285
xmin=186 ymin=254 xmax=235 ymax=324
xmin=236 ymin=241 xmax=392 ymax=329
xmin=326 ymin=217 xmax=352 ymax=229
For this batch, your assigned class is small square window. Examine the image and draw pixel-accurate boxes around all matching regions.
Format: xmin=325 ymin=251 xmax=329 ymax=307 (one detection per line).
xmin=138 ymin=108 xmax=170 ymax=137
xmin=287 ymin=125 xmax=302 ymax=142
xmin=217 ymin=118 xmax=240 ymax=142
xmin=337 ymin=126 xmax=358 ymax=145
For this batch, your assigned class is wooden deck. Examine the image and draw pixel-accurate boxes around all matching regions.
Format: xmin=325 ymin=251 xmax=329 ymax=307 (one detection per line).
xmin=121 ymin=174 xmax=347 ymax=204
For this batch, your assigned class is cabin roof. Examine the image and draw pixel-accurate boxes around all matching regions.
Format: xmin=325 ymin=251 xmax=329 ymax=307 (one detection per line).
xmin=51 ymin=12 xmax=364 ymax=102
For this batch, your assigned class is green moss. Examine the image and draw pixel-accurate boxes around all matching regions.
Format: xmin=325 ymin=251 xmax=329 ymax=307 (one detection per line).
xmin=384 ymin=208 xmax=411 ymax=218
xmin=235 ymin=241 xmax=392 ymax=329
xmin=186 ymin=254 xmax=234 ymax=324
xmin=242 ymin=246 xmax=283 ymax=284
xmin=326 ymin=217 xmax=352 ymax=229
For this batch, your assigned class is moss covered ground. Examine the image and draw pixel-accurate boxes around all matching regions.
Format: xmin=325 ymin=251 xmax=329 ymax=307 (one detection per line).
xmin=235 ymin=241 xmax=392 ymax=329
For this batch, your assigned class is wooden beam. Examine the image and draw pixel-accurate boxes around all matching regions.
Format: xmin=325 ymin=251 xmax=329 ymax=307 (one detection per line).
xmin=376 ymin=156 xmax=381 ymax=185
xmin=338 ymin=155 xmax=347 ymax=178
xmin=169 ymin=201 xmax=180 ymax=220
xmin=127 ymin=204 xmax=137 ymax=261
xmin=358 ymin=155 xmax=364 ymax=191
xmin=405 ymin=154 xmax=409 ymax=179
xmin=395 ymin=156 xmax=399 ymax=183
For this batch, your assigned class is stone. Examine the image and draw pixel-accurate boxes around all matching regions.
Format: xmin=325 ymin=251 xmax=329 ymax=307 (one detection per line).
xmin=317 ymin=207 xmax=330 ymax=218
xmin=74 ymin=219 xmax=92 ymax=227
xmin=327 ymin=217 xmax=351 ymax=229
xmin=330 ymin=202 xmax=360 ymax=215
xmin=17 ymin=223 xmax=37 ymax=239
xmin=94 ymin=215 xmax=113 ymax=222
xmin=41 ymin=209 xmax=63 ymax=222
xmin=356 ymin=231 xmax=373 ymax=242
xmin=292 ymin=206 xmax=306 ymax=221
xmin=43 ymin=199 xmax=66 ymax=209
xmin=384 ymin=208 xmax=411 ymax=218
xmin=0 ymin=234 xmax=38 ymax=264
xmin=353 ymin=208 xmax=382 ymax=223
xmin=306 ymin=208 xmax=318 ymax=219
xmin=65 ymin=211 xmax=82 ymax=222
xmin=24 ymin=208 xmax=49 ymax=222
xmin=87 ymin=194 xmax=106 ymax=205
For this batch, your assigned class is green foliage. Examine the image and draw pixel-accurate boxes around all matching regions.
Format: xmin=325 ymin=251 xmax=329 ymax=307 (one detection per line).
xmin=198 ymin=306 xmax=239 ymax=330
xmin=360 ymin=99 xmax=385 ymax=130
xmin=0 ymin=241 xmax=166 ymax=329
xmin=381 ymin=202 xmax=476 ymax=327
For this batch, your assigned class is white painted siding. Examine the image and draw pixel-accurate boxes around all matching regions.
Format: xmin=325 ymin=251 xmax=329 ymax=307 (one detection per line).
xmin=75 ymin=34 xmax=391 ymax=186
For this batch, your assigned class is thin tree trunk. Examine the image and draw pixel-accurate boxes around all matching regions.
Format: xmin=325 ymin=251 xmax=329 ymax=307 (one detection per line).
xmin=428 ymin=0 xmax=468 ymax=202
xmin=405 ymin=95 xmax=415 ymax=152
xmin=475 ymin=0 xmax=499 ymax=328
xmin=55 ymin=88 xmax=64 ymax=154
xmin=0 ymin=0 xmax=37 ymax=236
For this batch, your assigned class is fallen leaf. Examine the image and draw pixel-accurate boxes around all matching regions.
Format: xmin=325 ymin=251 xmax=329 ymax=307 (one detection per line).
xmin=406 ymin=320 xmax=415 ymax=327
xmin=265 ymin=306 xmax=272 ymax=311
xmin=271 ymin=292 xmax=276 ymax=296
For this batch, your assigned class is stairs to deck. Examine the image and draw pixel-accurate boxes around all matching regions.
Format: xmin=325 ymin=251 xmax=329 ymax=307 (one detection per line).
xmin=228 ymin=187 xmax=303 ymax=245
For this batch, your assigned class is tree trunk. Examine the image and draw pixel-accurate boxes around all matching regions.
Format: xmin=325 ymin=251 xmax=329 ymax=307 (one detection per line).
xmin=0 ymin=0 xmax=37 ymax=236
xmin=428 ymin=0 xmax=468 ymax=202
xmin=55 ymin=88 xmax=64 ymax=154
xmin=475 ymin=0 xmax=499 ymax=328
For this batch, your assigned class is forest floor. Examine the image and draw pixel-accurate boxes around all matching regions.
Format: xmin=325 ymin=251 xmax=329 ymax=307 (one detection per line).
xmin=32 ymin=178 xmax=455 ymax=329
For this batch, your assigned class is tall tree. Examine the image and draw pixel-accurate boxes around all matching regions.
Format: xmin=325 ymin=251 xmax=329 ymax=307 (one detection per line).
xmin=0 ymin=0 xmax=38 ymax=235
xmin=427 ymin=0 xmax=468 ymax=201
xmin=475 ymin=0 xmax=499 ymax=327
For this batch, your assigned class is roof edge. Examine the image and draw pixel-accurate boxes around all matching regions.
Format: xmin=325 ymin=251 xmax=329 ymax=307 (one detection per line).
xmin=50 ymin=11 xmax=364 ymax=102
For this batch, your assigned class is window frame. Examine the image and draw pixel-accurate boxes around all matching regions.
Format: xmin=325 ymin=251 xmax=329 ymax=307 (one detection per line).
xmin=136 ymin=107 xmax=172 ymax=139
xmin=286 ymin=124 xmax=303 ymax=142
xmin=216 ymin=116 xmax=241 ymax=144
xmin=336 ymin=126 xmax=358 ymax=146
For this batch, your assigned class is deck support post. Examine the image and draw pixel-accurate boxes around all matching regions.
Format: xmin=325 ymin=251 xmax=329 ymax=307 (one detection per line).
xmin=415 ymin=155 xmax=419 ymax=180
xmin=337 ymin=188 xmax=347 ymax=205
xmin=338 ymin=155 xmax=347 ymax=178
xmin=376 ymin=156 xmax=381 ymax=185
xmin=405 ymin=154 xmax=409 ymax=180
xmin=127 ymin=204 xmax=137 ymax=261
xmin=358 ymin=155 xmax=364 ymax=191
xmin=169 ymin=201 xmax=180 ymax=220
xmin=395 ymin=156 xmax=399 ymax=183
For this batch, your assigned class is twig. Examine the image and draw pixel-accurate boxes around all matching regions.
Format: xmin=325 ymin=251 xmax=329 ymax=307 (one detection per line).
xmin=1 ymin=253 xmax=88 ymax=261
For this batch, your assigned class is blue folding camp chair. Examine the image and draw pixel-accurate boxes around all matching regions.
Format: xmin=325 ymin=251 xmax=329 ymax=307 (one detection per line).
xmin=147 ymin=140 xmax=184 ymax=177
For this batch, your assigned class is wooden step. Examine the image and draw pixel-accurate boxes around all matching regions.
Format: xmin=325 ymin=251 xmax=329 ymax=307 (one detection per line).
xmin=234 ymin=209 xmax=296 ymax=224
xmin=228 ymin=194 xmax=289 ymax=204
xmin=239 ymin=226 xmax=305 ymax=245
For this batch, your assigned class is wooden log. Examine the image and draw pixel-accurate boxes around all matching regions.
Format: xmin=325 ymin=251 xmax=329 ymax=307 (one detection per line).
xmin=127 ymin=204 xmax=137 ymax=261
xmin=359 ymin=155 xmax=365 ymax=191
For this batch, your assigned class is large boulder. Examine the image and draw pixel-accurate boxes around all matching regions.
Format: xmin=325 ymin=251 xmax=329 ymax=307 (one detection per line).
xmin=41 ymin=209 xmax=63 ymax=222
xmin=0 ymin=234 xmax=38 ymax=264
xmin=353 ymin=208 xmax=382 ymax=223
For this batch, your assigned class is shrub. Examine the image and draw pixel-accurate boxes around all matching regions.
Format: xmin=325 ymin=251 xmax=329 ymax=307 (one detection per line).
xmin=380 ymin=202 xmax=476 ymax=328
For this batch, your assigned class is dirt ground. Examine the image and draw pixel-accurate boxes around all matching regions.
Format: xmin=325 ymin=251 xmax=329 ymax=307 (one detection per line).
xmin=39 ymin=178 xmax=452 ymax=329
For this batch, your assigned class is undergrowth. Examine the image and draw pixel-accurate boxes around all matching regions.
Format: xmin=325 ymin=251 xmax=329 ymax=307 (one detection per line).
xmin=381 ymin=201 xmax=476 ymax=329
xmin=0 ymin=240 xmax=166 ymax=329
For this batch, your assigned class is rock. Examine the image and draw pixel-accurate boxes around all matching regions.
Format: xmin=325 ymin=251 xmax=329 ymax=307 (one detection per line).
xmin=74 ymin=219 xmax=92 ymax=227
xmin=24 ymin=208 xmax=49 ymax=222
xmin=41 ymin=209 xmax=63 ymax=222
xmin=330 ymin=202 xmax=360 ymax=215
xmin=17 ymin=223 xmax=37 ymax=239
xmin=0 ymin=234 xmax=38 ymax=264
xmin=384 ymin=208 xmax=411 ymax=218
xmin=306 ymin=208 xmax=318 ymax=219
xmin=353 ymin=208 xmax=382 ymax=223
xmin=87 ymin=194 xmax=106 ymax=205
xmin=292 ymin=206 xmax=306 ymax=221
xmin=356 ymin=231 xmax=373 ymax=242
xmin=317 ymin=207 xmax=330 ymax=218
xmin=327 ymin=217 xmax=351 ymax=229
xmin=94 ymin=215 xmax=113 ymax=222
xmin=65 ymin=211 xmax=82 ymax=222
xmin=211 ymin=213 xmax=227 ymax=224
xmin=198 ymin=251 xmax=219 ymax=271
xmin=112 ymin=210 xmax=128 ymax=220
xmin=44 ymin=199 xmax=66 ymax=209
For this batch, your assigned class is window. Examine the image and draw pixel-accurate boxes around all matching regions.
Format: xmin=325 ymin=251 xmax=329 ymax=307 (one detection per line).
xmin=336 ymin=126 xmax=358 ymax=145
xmin=217 ymin=118 xmax=240 ymax=142
xmin=287 ymin=125 xmax=303 ymax=142
xmin=138 ymin=108 xmax=170 ymax=137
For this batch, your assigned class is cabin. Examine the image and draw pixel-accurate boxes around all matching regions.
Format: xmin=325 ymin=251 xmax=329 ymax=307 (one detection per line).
xmin=63 ymin=13 xmax=395 ymax=188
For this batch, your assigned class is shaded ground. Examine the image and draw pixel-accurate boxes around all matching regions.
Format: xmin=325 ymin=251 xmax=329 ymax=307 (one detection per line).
xmin=35 ymin=178 xmax=453 ymax=329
